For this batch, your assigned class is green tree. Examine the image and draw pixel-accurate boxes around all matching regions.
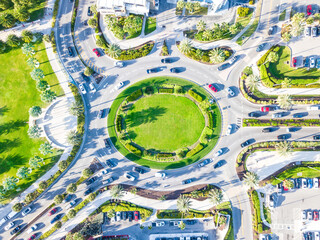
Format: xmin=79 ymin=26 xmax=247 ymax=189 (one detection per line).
xmin=67 ymin=130 xmax=82 ymax=145
xmin=190 ymin=190 xmax=198 ymax=199
xmin=281 ymin=77 xmax=291 ymax=88
xmin=130 ymin=187 xmax=137 ymax=195
xmin=246 ymin=74 xmax=259 ymax=91
xmin=21 ymin=30 xmax=33 ymax=43
xmin=291 ymin=13 xmax=305 ymax=37
xmin=107 ymin=43 xmax=121 ymax=58
xmin=67 ymin=209 xmax=76 ymax=218
xmin=22 ymin=43 xmax=35 ymax=56
xmin=88 ymin=18 xmax=97 ymax=28
xmin=179 ymin=221 xmax=186 ymax=230
xmin=58 ymin=160 xmax=68 ymax=171
xmin=40 ymin=89 xmax=56 ymax=103
xmin=73 ymin=232 xmax=85 ymax=240
xmin=177 ymin=195 xmax=191 ymax=217
xmin=29 ymin=106 xmax=42 ymax=117
xmin=277 ymin=94 xmax=292 ymax=110
xmin=27 ymin=57 xmax=39 ymax=68
xmin=38 ymin=180 xmax=48 ymax=191
xmin=12 ymin=202 xmax=23 ymax=212
xmin=179 ymin=39 xmax=192 ymax=54
xmin=39 ymin=142 xmax=53 ymax=155
xmin=185 ymin=2 xmax=194 ymax=13
xmin=0 ymin=13 xmax=16 ymax=28
xmin=82 ymin=168 xmax=93 ymax=178
xmin=14 ymin=7 xmax=30 ymax=22
xmin=110 ymin=185 xmax=124 ymax=201
xmin=17 ymin=166 xmax=30 ymax=179
xmin=194 ymin=48 xmax=203 ymax=60
xmin=202 ymin=29 xmax=213 ymax=40
xmin=0 ymin=0 xmax=13 ymax=10
xmin=6 ymin=34 xmax=20 ymax=47
xmin=84 ymin=66 xmax=94 ymax=76
xmin=36 ymin=80 xmax=49 ymax=91
xmin=54 ymin=221 xmax=62 ymax=229
xmin=96 ymin=38 xmax=105 ymax=48
xmin=306 ymin=17 xmax=314 ymax=25
xmin=0 ymin=39 xmax=7 ymax=53
xmin=281 ymin=32 xmax=292 ymax=43
xmin=176 ymin=0 xmax=185 ymax=10
xmin=107 ymin=209 xmax=115 ymax=219
xmin=275 ymin=141 xmax=292 ymax=157
xmin=208 ymin=188 xmax=223 ymax=206
xmin=88 ymin=192 xmax=96 ymax=201
xmin=91 ymin=4 xmax=97 ymax=13
xmin=28 ymin=125 xmax=41 ymax=138
xmin=3 ymin=176 xmax=17 ymax=191
xmin=29 ymin=156 xmax=44 ymax=169
xmin=67 ymin=183 xmax=77 ymax=193
xmin=54 ymin=194 xmax=63 ymax=204
xmin=43 ymin=34 xmax=50 ymax=42
xmin=0 ymin=186 xmax=5 ymax=199
xmin=30 ymin=68 xmax=44 ymax=81
xmin=243 ymin=171 xmax=259 ymax=189
xmin=209 ymin=47 xmax=225 ymax=64
xmin=196 ymin=19 xmax=206 ymax=33
xmin=267 ymin=51 xmax=279 ymax=63
xmin=69 ymin=100 xmax=84 ymax=117
xmin=283 ymin=179 xmax=294 ymax=189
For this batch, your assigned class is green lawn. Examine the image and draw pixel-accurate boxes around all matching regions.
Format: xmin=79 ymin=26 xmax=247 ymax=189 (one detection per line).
xmin=0 ymin=41 xmax=64 ymax=203
xmin=236 ymin=9 xmax=253 ymax=29
xmin=126 ymin=95 xmax=205 ymax=152
xmin=279 ymin=9 xmax=286 ymax=21
xmin=107 ymin=76 xmax=221 ymax=169
xmin=186 ymin=7 xmax=208 ymax=16
xmin=144 ymin=17 xmax=157 ymax=35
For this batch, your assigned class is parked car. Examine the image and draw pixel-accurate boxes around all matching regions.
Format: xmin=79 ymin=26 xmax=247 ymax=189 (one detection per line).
xmin=146 ymin=68 xmax=159 ymax=74
xmin=312 ymin=27 xmax=318 ymax=37
xmin=310 ymin=57 xmax=316 ymax=68
xmin=272 ymin=112 xmax=285 ymax=118
xmin=226 ymin=124 xmax=233 ymax=135
xmin=277 ymin=134 xmax=290 ymax=140
xmin=261 ymin=106 xmax=269 ymax=112
xmin=48 ymin=208 xmax=58 ymax=216
xmin=28 ymin=234 xmax=36 ymax=240
xmin=84 ymin=187 xmax=94 ymax=196
xmin=106 ymin=159 xmax=115 ymax=168
xmin=4 ymin=222 xmax=15 ymax=231
xmin=218 ymin=63 xmax=230 ymax=71
xmin=229 ymin=55 xmax=238 ymax=65
xmin=67 ymin=199 xmax=77 ymax=209
xmin=304 ymin=57 xmax=310 ymax=67
xmin=315 ymin=232 xmax=320 ymax=240
xmin=248 ymin=112 xmax=260 ymax=118
xmin=182 ymin=179 xmax=193 ymax=184
xmin=116 ymin=81 xmax=124 ymax=90
xmin=104 ymin=138 xmax=112 ymax=151
xmin=305 ymin=27 xmax=311 ymax=37
xmin=256 ymin=43 xmax=267 ymax=52
xmin=314 ymin=210 xmax=319 ymax=221
xmin=63 ymin=194 xmax=73 ymax=203
xmin=22 ymin=207 xmax=32 ymax=217
xmin=92 ymin=48 xmax=100 ymax=57
xmin=262 ymin=127 xmax=272 ymax=133
xmin=98 ymin=109 xmax=104 ymax=119
xmin=155 ymin=172 xmax=166 ymax=178
xmin=133 ymin=166 xmax=145 ymax=174
xmin=67 ymin=47 xmax=73 ymax=57
xmin=134 ymin=211 xmax=139 ymax=221
xmin=317 ymin=58 xmax=320 ymax=69
xmin=226 ymin=87 xmax=235 ymax=97
xmin=86 ymin=176 xmax=98 ymax=186
xmin=114 ymin=61 xmax=124 ymax=68
xmin=308 ymin=210 xmax=313 ymax=220
xmin=208 ymin=84 xmax=218 ymax=92
xmin=27 ymin=224 xmax=38 ymax=234
xmin=197 ymin=159 xmax=212 ymax=168
xmin=307 ymin=5 xmax=312 ymax=16
xmin=268 ymin=26 xmax=276 ymax=35
xmin=308 ymin=178 xmax=313 ymax=188
xmin=161 ymin=58 xmax=173 ymax=63
xmin=292 ymin=57 xmax=297 ymax=67
xmin=128 ymin=211 xmax=133 ymax=221
xmin=10 ymin=225 xmax=21 ymax=235
xmin=103 ymin=177 xmax=114 ymax=184
xmin=287 ymin=127 xmax=298 ymax=132
xmin=241 ymin=140 xmax=251 ymax=148
xmin=314 ymin=178 xmax=319 ymax=188
xmin=156 ymin=221 xmax=165 ymax=227
xmin=302 ymin=210 xmax=307 ymax=220
xmin=293 ymin=113 xmax=304 ymax=118
xmin=313 ymin=135 xmax=320 ymax=140
xmin=302 ymin=178 xmax=308 ymax=188
xmin=89 ymin=82 xmax=96 ymax=92
xmin=213 ymin=160 xmax=226 ymax=169
xmin=170 ymin=67 xmax=180 ymax=73
xmin=98 ymin=169 xmax=110 ymax=177
xmin=215 ymin=148 xmax=224 ymax=157
xmin=87 ymin=6 xmax=92 ymax=16
xmin=295 ymin=178 xmax=301 ymax=189
xmin=125 ymin=172 xmax=136 ymax=181
xmin=269 ymin=194 xmax=275 ymax=208
xmin=116 ymin=211 xmax=121 ymax=221
xmin=186 ymin=219 xmax=197 ymax=225
xmin=50 ymin=214 xmax=62 ymax=224
xmin=79 ymin=83 xmax=86 ymax=94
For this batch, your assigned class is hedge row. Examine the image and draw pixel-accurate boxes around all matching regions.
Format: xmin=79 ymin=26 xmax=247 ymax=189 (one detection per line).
xmin=125 ymin=143 xmax=142 ymax=156
xmin=188 ymin=89 xmax=203 ymax=102
xmin=127 ymin=89 xmax=143 ymax=102
xmin=186 ymin=143 xmax=204 ymax=158
xmin=248 ymin=190 xmax=269 ymax=234
xmin=207 ymin=111 xmax=214 ymax=129
xmin=157 ymin=209 xmax=213 ymax=219
xmin=243 ymin=118 xmax=320 ymax=127
xmin=156 ymin=153 xmax=174 ymax=158
xmin=158 ymin=88 xmax=174 ymax=93
xmin=116 ymin=115 xmax=123 ymax=132
xmin=257 ymin=45 xmax=279 ymax=66
xmin=259 ymin=64 xmax=277 ymax=88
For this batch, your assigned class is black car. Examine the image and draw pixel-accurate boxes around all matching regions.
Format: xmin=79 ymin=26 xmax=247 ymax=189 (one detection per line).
xmin=295 ymin=178 xmax=301 ymax=188
xmin=182 ymin=179 xmax=193 ymax=185
xmin=161 ymin=58 xmax=173 ymax=63
xmin=63 ymin=194 xmax=73 ymax=203
xmin=128 ymin=211 xmax=133 ymax=221
xmin=262 ymin=127 xmax=272 ymax=133
xmin=68 ymin=47 xmax=73 ymax=57
xmin=314 ymin=135 xmax=320 ymax=140
xmin=170 ymin=67 xmax=180 ymax=73
xmin=248 ymin=112 xmax=260 ymax=118
xmin=87 ymin=6 xmax=92 ymax=16
xmin=86 ymin=176 xmax=98 ymax=186
xmin=98 ymin=109 xmax=104 ymax=119
xmin=146 ymin=68 xmax=159 ymax=74
xmin=133 ymin=166 xmax=145 ymax=174
xmin=106 ymin=159 xmax=115 ymax=168
xmin=304 ymin=57 xmax=310 ymax=68
xmin=268 ymin=26 xmax=276 ymax=35
xmin=256 ymin=43 xmax=267 ymax=52
xmin=10 ymin=225 xmax=21 ymax=235
xmin=241 ymin=140 xmax=251 ymax=148
xmin=50 ymin=214 xmax=62 ymax=224
xmin=293 ymin=113 xmax=304 ymax=118
xmin=213 ymin=160 xmax=226 ymax=169
xmin=277 ymin=134 xmax=290 ymax=140
xmin=123 ymin=211 xmax=127 ymax=220
xmin=218 ymin=63 xmax=230 ymax=71
xmin=84 ymin=187 xmax=93 ymax=196
xmin=186 ymin=219 xmax=197 ymax=225
xmin=104 ymin=139 xmax=111 ymax=149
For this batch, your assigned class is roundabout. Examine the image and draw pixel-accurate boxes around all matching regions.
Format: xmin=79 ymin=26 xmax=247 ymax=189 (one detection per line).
xmin=108 ymin=76 xmax=222 ymax=169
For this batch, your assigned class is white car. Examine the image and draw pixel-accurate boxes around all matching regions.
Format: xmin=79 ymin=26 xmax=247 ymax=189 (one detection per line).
xmin=155 ymin=172 xmax=166 ymax=178
xmin=215 ymin=149 xmax=223 ymax=157
xmin=226 ymin=124 xmax=232 ymax=135
xmin=97 ymin=169 xmax=110 ymax=177
xmin=314 ymin=178 xmax=319 ymax=188
xmin=302 ymin=210 xmax=307 ymax=220
xmin=116 ymin=81 xmax=124 ymax=90
xmin=4 ymin=222 xmax=14 ymax=231
xmin=310 ymin=57 xmax=316 ymax=68
xmin=116 ymin=211 xmax=121 ymax=221
xmin=22 ymin=207 xmax=32 ymax=216
xmin=308 ymin=210 xmax=313 ymax=220
xmin=315 ymin=232 xmax=320 ymax=240
xmin=302 ymin=178 xmax=308 ymax=188
xmin=125 ymin=172 xmax=136 ymax=181
xmin=66 ymin=199 xmax=77 ymax=209
xmin=79 ymin=83 xmax=86 ymax=94
xmin=27 ymin=225 xmax=38 ymax=234
xmin=89 ymin=82 xmax=96 ymax=92
xmin=156 ymin=221 xmax=165 ymax=227
xmin=114 ymin=61 xmax=124 ymax=68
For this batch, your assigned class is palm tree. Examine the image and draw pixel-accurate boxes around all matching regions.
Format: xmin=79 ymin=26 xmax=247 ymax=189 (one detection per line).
xmin=67 ymin=130 xmax=82 ymax=145
xmin=291 ymin=13 xmax=305 ymax=37
xmin=107 ymin=43 xmax=121 ymax=58
xmin=283 ymin=179 xmax=294 ymax=189
xmin=29 ymin=156 xmax=44 ymax=169
xmin=27 ymin=57 xmax=39 ymax=68
xmin=177 ymin=195 xmax=191 ymax=217
xmin=277 ymin=94 xmax=292 ymax=110
xmin=185 ymin=2 xmax=194 ymax=13
xmin=29 ymin=106 xmax=42 ymax=117
xmin=196 ymin=20 xmax=206 ymax=33
xmin=17 ymin=166 xmax=30 ymax=179
xmin=39 ymin=142 xmax=53 ymax=155
xmin=0 ymin=13 xmax=16 ymax=28
xmin=281 ymin=32 xmax=292 ymax=43
xmin=0 ymin=40 xmax=7 ymax=53
xmin=176 ymin=0 xmax=185 ymax=10
xmin=27 ymin=125 xmax=41 ymax=138
xmin=275 ymin=141 xmax=292 ymax=157
xmin=14 ymin=7 xmax=30 ymax=22
xmin=195 ymin=48 xmax=203 ymax=60
xmin=36 ymin=80 xmax=49 ymax=91
xmin=281 ymin=77 xmax=291 ymax=88
xmin=209 ymin=48 xmax=225 ymax=64
xmin=246 ymin=74 xmax=259 ymax=91
xmin=69 ymin=101 xmax=84 ymax=117
xmin=267 ymin=51 xmax=279 ymax=63
xmin=243 ymin=171 xmax=259 ymax=189
xmin=22 ymin=43 xmax=35 ymax=56
xmin=21 ymin=30 xmax=33 ymax=43
xmin=3 ymin=177 xmax=17 ymax=191
xmin=40 ymin=90 xmax=56 ymax=103
xmin=202 ymin=29 xmax=213 ymax=40
xmin=208 ymin=189 xmax=224 ymax=206
xmin=30 ymin=68 xmax=44 ymax=81
xmin=110 ymin=185 xmax=124 ymax=201
xmin=179 ymin=39 xmax=192 ymax=55
xmin=6 ymin=34 xmax=20 ymax=47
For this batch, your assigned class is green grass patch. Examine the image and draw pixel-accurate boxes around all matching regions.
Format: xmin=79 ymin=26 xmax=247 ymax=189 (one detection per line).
xmin=107 ymin=76 xmax=221 ymax=170
xmin=279 ymin=9 xmax=286 ymax=21
xmin=144 ymin=17 xmax=157 ymax=35
xmin=263 ymin=204 xmax=271 ymax=224
xmin=0 ymin=41 xmax=64 ymax=203
xmin=186 ymin=7 xmax=208 ymax=16
xmin=126 ymin=95 xmax=205 ymax=152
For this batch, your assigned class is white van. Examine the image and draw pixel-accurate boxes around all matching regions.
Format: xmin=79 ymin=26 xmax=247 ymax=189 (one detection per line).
xmin=307 ymin=105 xmax=319 ymax=110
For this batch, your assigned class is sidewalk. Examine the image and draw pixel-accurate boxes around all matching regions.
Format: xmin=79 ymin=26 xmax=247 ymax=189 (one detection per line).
xmin=257 ymin=190 xmax=271 ymax=228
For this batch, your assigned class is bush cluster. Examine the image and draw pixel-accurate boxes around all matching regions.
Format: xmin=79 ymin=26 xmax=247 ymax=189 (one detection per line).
xmin=127 ymin=89 xmax=143 ymax=102
xmin=257 ymin=45 xmax=279 ymax=66
xmin=237 ymin=7 xmax=250 ymax=17
xmin=125 ymin=143 xmax=142 ymax=156
xmin=188 ymin=89 xmax=203 ymax=102
xmin=157 ymin=209 xmax=213 ymax=219
xmin=158 ymin=88 xmax=174 ymax=93
xmin=161 ymin=40 xmax=169 ymax=56
xmin=117 ymin=43 xmax=154 ymax=61
xmin=248 ymin=190 xmax=269 ymax=233
xmin=116 ymin=115 xmax=123 ymax=132
xmin=243 ymin=118 xmax=320 ymax=127
xmin=207 ymin=111 xmax=214 ymax=128
xmin=144 ymin=86 xmax=154 ymax=95
xmin=156 ymin=153 xmax=174 ymax=158
xmin=186 ymin=143 xmax=204 ymax=158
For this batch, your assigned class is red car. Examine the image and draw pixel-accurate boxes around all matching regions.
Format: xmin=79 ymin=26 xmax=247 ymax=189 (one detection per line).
xmin=283 ymin=186 xmax=288 ymax=191
xmin=261 ymin=106 xmax=269 ymax=112
xmin=134 ymin=211 xmax=139 ymax=221
xmin=292 ymin=57 xmax=297 ymax=67
xmin=93 ymin=48 xmax=100 ymax=57
xmin=208 ymin=84 xmax=218 ymax=92
xmin=48 ymin=208 xmax=57 ymax=216
xmin=314 ymin=210 xmax=319 ymax=221
xmin=307 ymin=5 xmax=312 ymax=16
xmin=28 ymin=234 xmax=36 ymax=240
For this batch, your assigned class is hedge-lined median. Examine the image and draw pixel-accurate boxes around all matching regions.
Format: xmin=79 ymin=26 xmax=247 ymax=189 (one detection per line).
xmin=243 ymin=118 xmax=320 ymax=127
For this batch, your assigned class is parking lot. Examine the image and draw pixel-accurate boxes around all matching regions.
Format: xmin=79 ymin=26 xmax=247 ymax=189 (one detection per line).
xmin=103 ymin=218 xmax=216 ymax=240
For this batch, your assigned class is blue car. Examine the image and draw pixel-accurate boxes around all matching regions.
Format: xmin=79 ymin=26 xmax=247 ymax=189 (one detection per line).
xmin=304 ymin=57 xmax=310 ymax=68
xmin=316 ymin=58 xmax=320 ymax=69
xmin=308 ymin=178 xmax=313 ymax=188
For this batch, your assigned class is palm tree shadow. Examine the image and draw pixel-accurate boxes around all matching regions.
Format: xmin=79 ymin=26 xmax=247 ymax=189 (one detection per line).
xmin=125 ymin=106 xmax=167 ymax=128
xmin=0 ymin=138 xmax=21 ymax=155
xmin=0 ymin=106 xmax=9 ymax=116
xmin=0 ymin=120 xmax=26 ymax=135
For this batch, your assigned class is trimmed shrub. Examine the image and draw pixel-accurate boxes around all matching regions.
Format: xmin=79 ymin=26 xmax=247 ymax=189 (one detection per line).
xmin=125 ymin=143 xmax=142 ymax=156
xmin=186 ymin=143 xmax=204 ymax=158
xmin=257 ymin=45 xmax=278 ymax=66
xmin=237 ymin=7 xmax=250 ymax=17
xmin=145 ymin=86 xmax=154 ymax=95
xmin=127 ymin=89 xmax=143 ymax=102
xmin=188 ymin=89 xmax=203 ymax=102
xmin=116 ymin=115 xmax=122 ymax=132
xmin=158 ymin=88 xmax=174 ymax=93
xmin=157 ymin=153 xmax=174 ymax=158
xmin=207 ymin=111 xmax=214 ymax=129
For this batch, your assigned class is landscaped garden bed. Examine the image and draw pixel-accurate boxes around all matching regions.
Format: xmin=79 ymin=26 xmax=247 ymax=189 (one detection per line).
xmin=144 ymin=17 xmax=157 ymax=35
xmin=157 ymin=209 xmax=213 ymax=219
xmin=107 ymin=77 xmax=221 ymax=169
xmin=243 ymin=118 xmax=320 ymax=127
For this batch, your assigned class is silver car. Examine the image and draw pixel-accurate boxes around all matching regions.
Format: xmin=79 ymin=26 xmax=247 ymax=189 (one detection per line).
xmin=227 ymin=87 xmax=235 ymax=97
xmin=226 ymin=124 xmax=233 ymax=135
xmin=310 ymin=57 xmax=316 ymax=68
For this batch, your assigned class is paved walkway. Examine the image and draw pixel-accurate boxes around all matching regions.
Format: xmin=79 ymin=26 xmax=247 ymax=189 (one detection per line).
xmin=257 ymin=189 xmax=271 ymax=228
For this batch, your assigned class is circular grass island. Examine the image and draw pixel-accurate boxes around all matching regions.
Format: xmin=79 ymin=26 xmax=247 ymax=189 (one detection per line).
xmin=107 ymin=77 xmax=222 ymax=169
